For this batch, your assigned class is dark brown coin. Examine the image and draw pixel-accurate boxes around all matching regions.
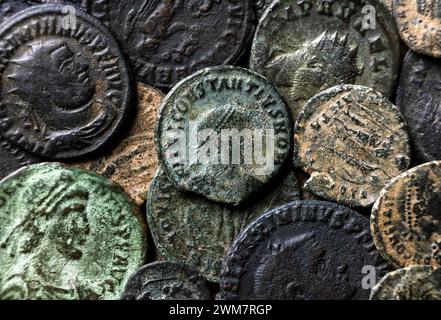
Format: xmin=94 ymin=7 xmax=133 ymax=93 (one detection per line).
xmin=393 ymin=0 xmax=441 ymax=58
xmin=219 ymin=200 xmax=389 ymax=300
xmin=121 ymin=262 xmax=211 ymax=300
xmin=294 ymin=85 xmax=411 ymax=208
xmin=397 ymin=50 xmax=441 ymax=163
xmin=0 ymin=5 xmax=132 ymax=159
xmin=371 ymin=160 xmax=441 ymax=269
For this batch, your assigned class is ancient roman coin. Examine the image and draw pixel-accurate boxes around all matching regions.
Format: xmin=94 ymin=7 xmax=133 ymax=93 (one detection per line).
xmin=370 ymin=266 xmax=441 ymax=300
xmin=156 ymin=66 xmax=292 ymax=205
xmin=121 ymin=262 xmax=211 ymax=300
xmin=72 ymin=83 xmax=163 ymax=206
xmin=147 ymin=167 xmax=300 ymax=282
xmin=255 ymin=0 xmax=272 ymax=18
xmin=0 ymin=136 xmax=41 ymax=181
xmin=250 ymin=0 xmax=400 ymax=118
xmin=219 ymin=200 xmax=389 ymax=300
xmin=371 ymin=160 xmax=441 ymax=269
xmin=397 ymin=51 xmax=441 ymax=163
xmin=0 ymin=5 xmax=132 ymax=159
xmin=294 ymin=85 xmax=411 ymax=208
xmin=0 ymin=162 xmax=147 ymax=300
xmin=95 ymin=0 xmax=254 ymax=89
xmin=393 ymin=0 xmax=441 ymax=58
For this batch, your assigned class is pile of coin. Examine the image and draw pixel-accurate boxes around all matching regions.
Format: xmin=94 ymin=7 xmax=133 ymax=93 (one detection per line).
xmin=0 ymin=0 xmax=440 ymax=300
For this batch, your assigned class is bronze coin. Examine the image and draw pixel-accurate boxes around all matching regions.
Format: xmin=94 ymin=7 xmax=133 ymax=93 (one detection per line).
xmin=371 ymin=160 xmax=441 ymax=269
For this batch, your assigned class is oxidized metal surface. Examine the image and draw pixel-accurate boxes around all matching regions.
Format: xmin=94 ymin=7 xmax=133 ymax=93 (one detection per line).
xmin=219 ymin=200 xmax=389 ymax=300
xmin=121 ymin=262 xmax=211 ymax=300
xmin=156 ymin=66 xmax=292 ymax=205
xmin=397 ymin=51 xmax=441 ymax=163
xmin=371 ymin=266 xmax=441 ymax=300
xmin=371 ymin=161 xmax=441 ymax=269
xmin=0 ymin=163 xmax=147 ymax=300
xmin=0 ymin=5 xmax=132 ymax=159
xmin=250 ymin=0 xmax=400 ymax=118
xmin=146 ymin=167 xmax=300 ymax=282
xmin=101 ymin=0 xmax=254 ymax=89
xmin=73 ymin=83 xmax=163 ymax=205
xmin=394 ymin=0 xmax=441 ymax=58
xmin=294 ymin=85 xmax=411 ymax=208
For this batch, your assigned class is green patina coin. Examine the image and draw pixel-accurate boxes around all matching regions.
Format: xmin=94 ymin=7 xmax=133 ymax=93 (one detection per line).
xmin=156 ymin=66 xmax=292 ymax=205
xmin=146 ymin=166 xmax=300 ymax=282
xmin=0 ymin=163 xmax=147 ymax=300
xmin=371 ymin=266 xmax=441 ymax=300
xmin=250 ymin=0 xmax=400 ymax=118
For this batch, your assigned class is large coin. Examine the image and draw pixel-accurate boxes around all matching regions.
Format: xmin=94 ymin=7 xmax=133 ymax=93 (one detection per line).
xmin=121 ymin=262 xmax=211 ymax=300
xmin=219 ymin=200 xmax=389 ymax=300
xmin=371 ymin=160 xmax=441 ymax=269
xmin=147 ymin=166 xmax=300 ymax=282
xmin=397 ymin=51 xmax=441 ymax=163
xmin=393 ymin=0 xmax=441 ymax=58
xmin=156 ymin=66 xmax=291 ymax=205
xmin=0 ymin=163 xmax=147 ymax=300
xmin=73 ymin=83 xmax=163 ymax=206
xmin=0 ymin=5 xmax=132 ymax=159
xmin=250 ymin=0 xmax=400 ymax=118
xmin=294 ymin=85 xmax=411 ymax=208
xmin=92 ymin=0 xmax=254 ymax=89
xmin=371 ymin=266 xmax=441 ymax=300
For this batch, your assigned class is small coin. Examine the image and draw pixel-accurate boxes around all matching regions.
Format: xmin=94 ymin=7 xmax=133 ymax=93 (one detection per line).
xmin=0 ymin=135 xmax=41 ymax=180
xmin=72 ymin=83 xmax=163 ymax=206
xmin=147 ymin=166 xmax=300 ymax=282
xmin=219 ymin=200 xmax=389 ymax=300
xmin=0 ymin=162 xmax=147 ymax=300
xmin=97 ymin=0 xmax=254 ymax=89
xmin=250 ymin=0 xmax=400 ymax=118
xmin=294 ymin=85 xmax=411 ymax=208
xmin=156 ymin=66 xmax=292 ymax=205
xmin=0 ymin=5 xmax=132 ymax=159
xmin=121 ymin=261 xmax=211 ymax=300
xmin=397 ymin=51 xmax=441 ymax=163
xmin=393 ymin=0 xmax=441 ymax=58
xmin=370 ymin=266 xmax=441 ymax=300
xmin=371 ymin=160 xmax=441 ymax=269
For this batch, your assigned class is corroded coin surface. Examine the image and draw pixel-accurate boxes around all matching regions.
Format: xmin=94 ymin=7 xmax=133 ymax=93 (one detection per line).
xmin=393 ymin=0 xmax=441 ymax=57
xmin=371 ymin=266 xmax=441 ymax=300
xmin=147 ymin=167 xmax=300 ymax=282
xmin=99 ymin=0 xmax=254 ymax=89
xmin=397 ymin=51 xmax=441 ymax=163
xmin=73 ymin=83 xmax=163 ymax=205
xmin=121 ymin=262 xmax=211 ymax=300
xmin=219 ymin=200 xmax=389 ymax=300
xmin=156 ymin=66 xmax=292 ymax=205
xmin=0 ymin=163 xmax=147 ymax=300
xmin=0 ymin=5 xmax=132 ymax=159
xmin=371 ymin=161 xmax=441 ymax=269
xmin=294 ymin=85 xmax=411 ymax=208
xmin=250 ymin=0 xmax=400 ymax=118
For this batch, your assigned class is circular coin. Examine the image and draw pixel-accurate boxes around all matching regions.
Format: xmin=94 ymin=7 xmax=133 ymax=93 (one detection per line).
xmin=371 ymin=266 xmax=441 ymax=300
xmin=250 ymin=0 xmax=400 ymax=118
xmin=294 ymin=85 xmax=411 ymax=208
xmin=99 ymin=0 xmax=254 ymax=89
xmin=156 ymin=66 xmax=292 ymax=205
xmin=371 ymin=160 xmax=441 ymax=269
xmin=72 ymin=83 xmax=163 ymax=205
xmin=397 ymin=50 xmax=441 ymax=163
xmin=393 ymin=0 xmax=441 ymax=58
xmin=121 ymin=261 xmax=211 ymax=300
xmin=219 ymin=200 xmax=389 ymax=300
xmin=0 ymin=5 xmax=132 ymax=159
xmin=147 ymin=166 xmax=300 ymax=282
xmin=0 ymin=162 xmax=147 ymax=300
